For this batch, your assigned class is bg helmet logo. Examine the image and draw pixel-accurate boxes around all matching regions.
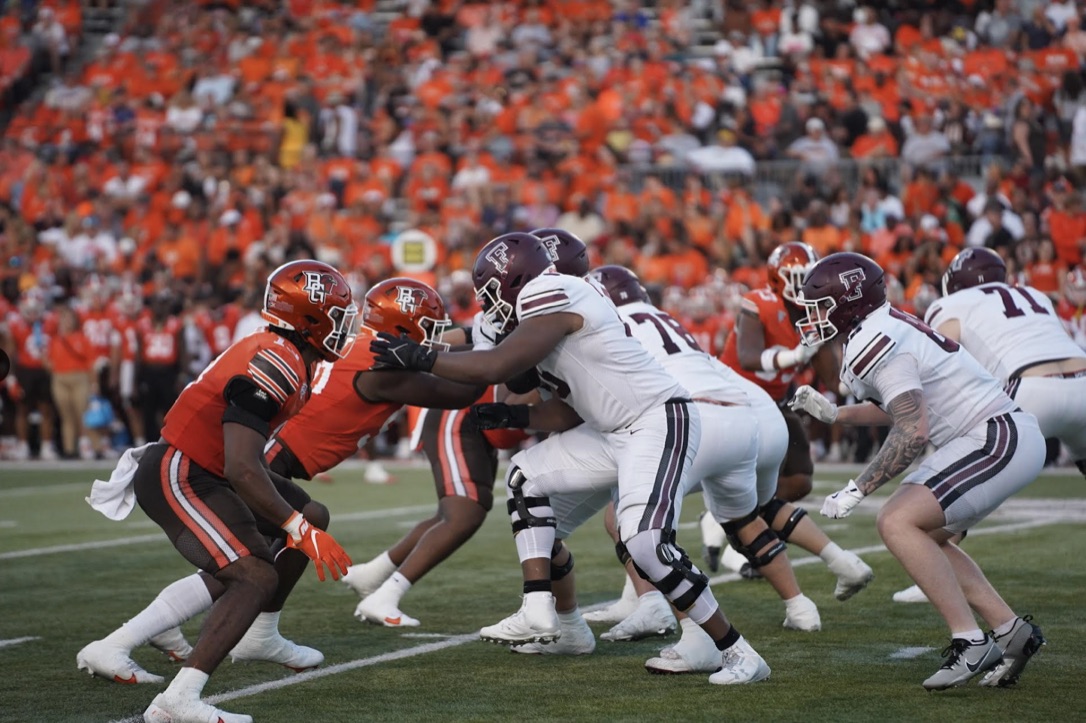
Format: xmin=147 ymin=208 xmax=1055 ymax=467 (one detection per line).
xmin=302 ymin=271 xmax=332 ymax=304
xmin=539 ymin=234 xmax=560 ymax=262
xmin=485 ymin=242 xmax=510 ymax=274
xmin=395 ymin=286 xmax=422 ymax=314
xmin=839 ymin=268 xmax=867 ymax=302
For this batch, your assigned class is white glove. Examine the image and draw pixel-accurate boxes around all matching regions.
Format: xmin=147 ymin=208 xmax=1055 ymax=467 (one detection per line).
xmin=821 ymin=480 xmax=865 ymax=519
xmin=761 ymin=342 xmax=821 ymax=372
xmin=788 ymin=385 xmax=839 ymax=423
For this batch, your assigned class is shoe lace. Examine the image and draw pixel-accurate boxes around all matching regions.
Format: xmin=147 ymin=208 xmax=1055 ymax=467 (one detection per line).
xmin=939 ymin=639 xmax=970 ymax=669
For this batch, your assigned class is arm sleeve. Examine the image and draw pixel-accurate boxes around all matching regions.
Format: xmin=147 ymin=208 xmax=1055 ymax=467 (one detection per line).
xmin=222 ymin=376 xmax=282 ymax=438
xmin=868 ymin=352 xmax=923 ymax=408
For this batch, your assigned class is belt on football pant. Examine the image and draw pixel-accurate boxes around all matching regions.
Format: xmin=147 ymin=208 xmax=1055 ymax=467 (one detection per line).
xmin=692 ymin=397 xmax=738 ymax=408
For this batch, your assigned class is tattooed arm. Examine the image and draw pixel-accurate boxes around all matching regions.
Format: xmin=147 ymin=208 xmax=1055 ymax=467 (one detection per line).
xmin=853 ymin=389 xmax=929 ymax=496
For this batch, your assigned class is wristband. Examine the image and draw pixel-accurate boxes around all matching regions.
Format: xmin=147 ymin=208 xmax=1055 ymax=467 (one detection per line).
xmin=760 ymin=348 xmax=779 ymax=373
xmin=508 ymin=404 xmax=531 ymax=429
xmin=281 ymin=511 xmax=304 ymax=541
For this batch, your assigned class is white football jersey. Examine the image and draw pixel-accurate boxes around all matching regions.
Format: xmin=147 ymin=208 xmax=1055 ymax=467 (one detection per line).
xmin=842 ymin=304 xmax=1015 ymax=448
xmin=617 ymin=300 xmax=748 ymax=404
xmin=515 ymin=273 xmax=687 ymax=432
xmin=925 ymin=282 xmax=1086 ymax=381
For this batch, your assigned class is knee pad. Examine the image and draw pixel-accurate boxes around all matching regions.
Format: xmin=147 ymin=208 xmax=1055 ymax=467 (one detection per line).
xmin=721 ymin=507 xmax=760 ymax=551
xmin=505 ymin=466 xmax=555 ymax=533
xmin=625 ymin=529 xmax=708 ymax=613
xmin=722 ymin=508 xmax=785 ymax=569
xmin=550 ymin=542 xmax=574 ymax=581
xmin=761 ymin=499 xmax=806 ymax=542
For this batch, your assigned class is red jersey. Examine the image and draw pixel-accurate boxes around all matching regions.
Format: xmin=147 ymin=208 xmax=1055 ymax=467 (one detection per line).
xmin=1058 ymin=298 xmax=1086 ymax=350
xmin=162 ymin=331 xmax=312 ymax=478
xmin=196 ymin=305 xmax=242 ymax=358
xmin=274 ymin=327 xmax=402 ymax=478
xmin=137 ymin=316 xmax=182 ymax=366
xmin=79 ymin=309 xmax=115 ymax=363
xmin=111 ymin=317 xmax=140 ymax=362
xmin=7 ymin=314 xmax=57 ymax=369
xmin=479 ymin=383 xmax=530 ymax=450
xmin=720 ymin=288 xmax=802 ymax=402
xmin=683 ymin=316 xmax=727 ymax=357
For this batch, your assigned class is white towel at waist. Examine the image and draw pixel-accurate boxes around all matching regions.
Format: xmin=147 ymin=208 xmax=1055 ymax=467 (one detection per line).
xmin=86 ymin=442 xmax=154 ymax=520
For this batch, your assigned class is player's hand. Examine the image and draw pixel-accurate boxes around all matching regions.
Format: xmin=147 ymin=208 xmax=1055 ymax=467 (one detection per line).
xmin=820 ymin=480 xmax=864 ymax=519
xmin=793 ymin=341 xmax=821 ymax=365
xmin=281 ymin=512 xmax=352 ymax=582
xmin=788 ymin=385 xmax=839 ymax=423
xmin=369 ymin=332 xmax=437 ymax=372
xmin=469 ymin=403 xmax=530 ymax=430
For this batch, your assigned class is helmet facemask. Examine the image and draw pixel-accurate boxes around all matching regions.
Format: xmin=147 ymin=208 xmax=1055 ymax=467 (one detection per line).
xmin=796 ymin=294 xmax=839 ymax=345
xmin=476 ymin=277 xmax=516 ymax=335
xmin=779 ymin=264 xmax=812 ymax=303
xmin=323 ymin=302 xmax=359 ymax=359
xmin=418 ymin=314 xmax=452 ymax=351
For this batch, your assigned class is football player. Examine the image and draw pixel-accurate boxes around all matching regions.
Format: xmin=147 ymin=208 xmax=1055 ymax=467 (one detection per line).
xmin=3 ymin=289 xmax=58 ymax=460
xmin=1058 ymin=266 xmax=1086 ymax=350
xmin=371 ymin=232 xmax=770 ymax=685
xmin=789 ymin=252 xmax=1046 ymax=690
xmin=515 ymin=265 xmax=819 ymax=673
xmin=80 ymin=261 xmax=356 ymax=723
xmin=715 ymin=242 xmax=873 ymax=596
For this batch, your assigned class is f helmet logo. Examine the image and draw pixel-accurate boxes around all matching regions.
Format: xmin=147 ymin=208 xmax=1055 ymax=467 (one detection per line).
xmin=395 ymin=286 xmax=422 ymax=315
xmin=839 ymin=268 xmax=866 ymax=302
xmin=539 ymin=235 xmax=560 ymax=263
xmin=485 ymin=242 xmax=510 ymax=274
xmin=302 ymin=271 xmax=332 ymax=304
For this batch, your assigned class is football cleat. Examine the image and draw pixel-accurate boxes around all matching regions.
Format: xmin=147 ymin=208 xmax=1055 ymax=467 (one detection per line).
xmin=363 ymin=462 xmax=392 ymax=484
xmin=699 ymin=512 xmax=726 ymax=572
xmin=77 ymin=640 xmax=164 ymax=684
xmin=148 ymin=627 xmax=193 ymax=663
xmin=645 ymin=629 xmax=722 ymax=675
xmin=707 ymin=637 xmax=771 ymax=685
xmin=978 ymin=616 xmax=1045 ymax=688
xmin=599 ymin=592 xmax=676 ymax=642
xmin=513 ymin=614 xmax=595 ymax=656
xmin=720 ymin=545 xmax=749 ymax=575
xmin=782 ymin=594 xmax=821 ymax=632
xmin=583 ymin=576 xmax=638 ymax=624
xmin=229 ymin=631 xmax=323 ymax=672
xmin=922 ymin=636 xmax=1003 ymax=691
xmin=892 ymin=584 xmax=930 ymax=604
xmin=354 ymin=592 xmax=421 ymax=628
xmin=342 ymin=559 xmax=395 ymax=599
xmin=479 ymin=594 xmax=560 ymax=646
xmin=830 ymin=551 xmax=874 ymax=601
xmin=144 ymin=691 xmax=252 ymax=723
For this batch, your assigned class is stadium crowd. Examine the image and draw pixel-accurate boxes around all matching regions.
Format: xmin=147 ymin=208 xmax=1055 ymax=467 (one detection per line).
xmin=4 ymin=0 xmax=1086 ymax=461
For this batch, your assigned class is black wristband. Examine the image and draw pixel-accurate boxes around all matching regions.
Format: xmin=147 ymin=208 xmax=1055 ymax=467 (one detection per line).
xmin=507 ymin=404 xmax=531 ymax=429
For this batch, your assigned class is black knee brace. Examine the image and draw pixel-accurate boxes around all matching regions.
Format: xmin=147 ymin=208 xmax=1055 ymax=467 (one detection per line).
xmin=652 ymin=542 xmax=708 ymax=611
xmin=550 ymin=542 xmax=575 ymax=581
xmin=615 ymin=540 xmax=632 ymax=566
xmin=723 ymin=508 xmax=786 ymax=569
xmin=505 ymin=466 xmax=555 ymax=533
xmin=761 ymin=498 xmax=807 ymax=541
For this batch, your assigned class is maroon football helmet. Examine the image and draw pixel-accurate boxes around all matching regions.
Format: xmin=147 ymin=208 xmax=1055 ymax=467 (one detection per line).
xmin=472 ymin=232 xmax=556 ymax=333
xmin=589 ymin=265 xmax=649 ymax=307
xmin=942 ymin=247 xmax=1006 ymax=296
xmin=796 ymin=252 xmax=887 ymax=344
xmin=532 ymin=227 xmax=589 ymax=277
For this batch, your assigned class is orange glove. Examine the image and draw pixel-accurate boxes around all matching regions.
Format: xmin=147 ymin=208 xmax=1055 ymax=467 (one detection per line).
xmin=281 ymin=511 xmax=352 ymax=582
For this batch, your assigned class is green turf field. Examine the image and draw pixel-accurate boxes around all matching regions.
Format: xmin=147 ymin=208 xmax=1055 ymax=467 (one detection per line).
xmin=1 ymin=463 xmax=1084 ymax=722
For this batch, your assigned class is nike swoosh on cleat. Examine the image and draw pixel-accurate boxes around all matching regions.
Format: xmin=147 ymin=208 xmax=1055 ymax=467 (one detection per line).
xmin=113 ymin=673 xmax=138 ymax=684
xmin=384 ymin=617 xmax=401 ymax=625
xmin=966 ymin=659 xmax=982 ymax=673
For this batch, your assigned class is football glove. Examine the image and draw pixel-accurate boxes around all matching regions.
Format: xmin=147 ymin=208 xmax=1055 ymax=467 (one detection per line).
xmin=788 ymin=384 xmax=839 ymax=424
xmin=281 ymin=511 xmax=352 ymax=582
xmin=820 ymin=480 xmax=864 ymax=519
xmin=370 ymin=332 xmax=437 ymax=372
xmin=469 ymin=403 xmax=530 ymax=430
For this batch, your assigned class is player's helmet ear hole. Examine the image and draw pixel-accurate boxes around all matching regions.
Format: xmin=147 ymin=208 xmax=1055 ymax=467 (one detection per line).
xmin=306 ymin=315 xmax=320 ymax=324
xmin=509 ymin=274 xmax=523 ymax=289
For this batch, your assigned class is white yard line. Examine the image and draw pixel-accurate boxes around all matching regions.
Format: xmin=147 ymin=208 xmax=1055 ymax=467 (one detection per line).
xmin=400 ymin=633 xmax=456 ymax=639
xmin=106 ymin=516 xmax=1066 ymax=722
xmin=889 ymin=646 xmax=935 ymax=660
xmin=0 ymin=636 xmax=40 ymax=649
xmin=0 ymin=481 xmax=91 ymax=498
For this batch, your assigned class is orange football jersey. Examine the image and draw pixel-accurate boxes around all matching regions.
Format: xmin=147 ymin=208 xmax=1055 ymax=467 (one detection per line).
xmin=720 ymin=287 xmax=802 ymax=402
xmin=161 ymin=330 xmax=311 ymax=478
xmin=274 ymin=327 xmax=402 ymax=478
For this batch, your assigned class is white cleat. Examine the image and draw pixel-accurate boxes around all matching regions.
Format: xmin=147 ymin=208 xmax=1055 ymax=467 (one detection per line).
xmin=782 ymin=594 xmax=821 ymax=632
xmin=342 ymin=559 xmax=395 ymax=599
xmin=699 ymin=512 xmax=727 ymax=572
xmin=229 ymin=631 xmax=323 ymax=672
xmin=479 ymin=594 xmax=560 ymax=646
xmin=599 ymin=592 xmax=677 ymax=642
xmin=720 ymin=545 xmax=749 ymax=575
xmin=645 ymin=631 xmax=722 ymax=674
xmin=892 ymin=584 xmax=929 ymax=604
xmin=354 ymin=593 xmax=421 ymax=628
xmin=144 ymin=691 xmax=252 ymax=723
xmin=583 ymin=577 xmax=638 ymax=624
xmin=77 ymin=640 xmax=164 ymax=685
xmin=148 ymin=627 xmax=193 ymax=662
xmin=831 ymin=552 xmax=874 ymax=601
xmin=513 ymin=614 xmax=595 ymax=656
xmin=707 ymin=637 xmax=771 ymax=685
xmin=363 ymin=462 xmax=391 ymax=484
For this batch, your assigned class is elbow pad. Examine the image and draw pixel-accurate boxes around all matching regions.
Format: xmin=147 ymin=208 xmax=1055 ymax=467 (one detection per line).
xmin=506 ymin=367 xmax=540 ymax=395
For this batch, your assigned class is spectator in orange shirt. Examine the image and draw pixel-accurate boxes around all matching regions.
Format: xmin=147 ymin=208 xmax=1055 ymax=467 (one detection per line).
xmin=850 ymin=116 xmax=899 ymax=159
xmin=45 ymin=305 xmax=93 ymax=459
xmin=801 ymin=202 xmax=843 ymax=256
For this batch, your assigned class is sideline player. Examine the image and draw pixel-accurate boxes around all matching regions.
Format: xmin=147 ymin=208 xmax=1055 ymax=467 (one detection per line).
xmin=789 ymin=252 xmax=1045 ymax=690
xmin=81 ymin=260 xmax=356 ymax=723
xmin=371 ymin=232 xmax=771 ymax=685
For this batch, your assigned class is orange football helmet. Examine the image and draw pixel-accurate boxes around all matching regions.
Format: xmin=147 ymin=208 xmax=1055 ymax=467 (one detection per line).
xmin=1066 ymin=266 xmax=1086 ymax=307
xmin=362 ymin=277 xmax=451 ymax=350
xmin=262 ymin=259 xmax=356 ymax=361
xmin=767 ymin=242 xmax=819 ymax=303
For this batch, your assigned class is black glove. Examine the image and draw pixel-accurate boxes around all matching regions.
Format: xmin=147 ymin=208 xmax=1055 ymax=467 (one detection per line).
xmin=469 ymin=403 xmax=530 ymax=430
xmin=369 ymin=331 xmax=437 ymax=372
xmin=505 ymin=367 xmax=540 ymax=394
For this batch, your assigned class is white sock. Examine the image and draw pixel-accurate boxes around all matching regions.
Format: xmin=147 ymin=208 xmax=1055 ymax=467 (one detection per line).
xmin=380 ymin=572 xmax=412 ymax=605
xmin=523 ymin=590 xmax=553 ymax=609
xmin=619 ymin=574 xmax=637 ymax=603
xmin=104 ymin=573 xmax=212 ymax=651
xmin=366 ymin=550 xmax=398 ymax=579
xmin=165 ymin=666 xmax=209 ymax=698
xmin=992 ymin=617 xmax=1018 ymax=638
xmin=819 ymin=542 xmax=844 ymax=566
xmin=952 ymin=628 xmax=986 ymax=644
xmin=638 ymin=590 xmax=666 ymax=603
xmin=557 ymin=607 xmax=583 ymax=625
xmin=783 ymin=594 xmax=809 ymax=611
xmin=679 ymin=617 xmax=701 ymax=636
xmin=245 ymin=611 xmax=282 ymax=640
